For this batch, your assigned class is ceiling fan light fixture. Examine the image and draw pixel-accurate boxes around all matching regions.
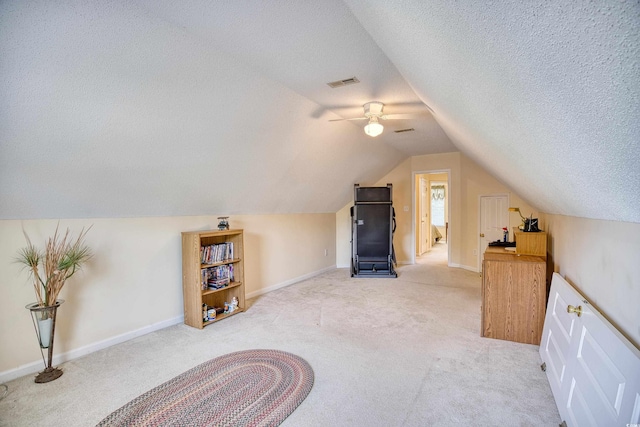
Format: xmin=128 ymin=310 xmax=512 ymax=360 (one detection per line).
xmin=364 ymin=117 xmax=384 ymax=137
xmin=363 ymin=101 xmax=384 ymax=118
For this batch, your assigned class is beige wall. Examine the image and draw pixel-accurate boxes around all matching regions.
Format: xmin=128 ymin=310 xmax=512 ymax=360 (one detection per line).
xmin=375 ymin=159 xmax=413 ymax=263
xmin=458 ymin=154 xmax=538 ymax=268
xmin=411 ymin=153 xmax=462 ymax=265
xmin=541 ymin=214 xmax=640 ymax=347
xmin=0 ymin=214 xmax=335 ymax=376
xmin=335 ymin=158 xmax=412 ymax=268
xmin=336 ymin=204 xmax=352 ymax=268
xmin=334 ymin=154 xmax=640 ymax=349
xmin=336 ymin=152 xmax=537 ymax=271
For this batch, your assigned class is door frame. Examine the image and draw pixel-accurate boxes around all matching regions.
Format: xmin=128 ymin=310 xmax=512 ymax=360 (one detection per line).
xmin=412 ymin=169 xmax=451 ymax=265
xmin=418 ymin=176 xmax=430 ymax=256
xmin=477 ymin=193 xmax=509 ymax=271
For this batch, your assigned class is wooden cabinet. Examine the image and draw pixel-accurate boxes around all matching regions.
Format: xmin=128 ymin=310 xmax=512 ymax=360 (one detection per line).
xmin=181 ymin=229 xmax=245 ymax=329
xmin=481 ymin=247 xmax=546 ymax=345
xmin=514 ymin=231 xmax=547 ymax=256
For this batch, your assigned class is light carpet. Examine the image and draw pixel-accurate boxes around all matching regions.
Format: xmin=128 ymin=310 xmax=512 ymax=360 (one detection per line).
xmin=0 ymin=242 xmax=560 ymax=426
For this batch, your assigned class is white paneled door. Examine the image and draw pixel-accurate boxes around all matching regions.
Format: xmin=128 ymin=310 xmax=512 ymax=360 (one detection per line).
xmin=540 ymin=273 xmax=640 ymax=427
xmin=479 ymin=195 xmax=508 ymax=257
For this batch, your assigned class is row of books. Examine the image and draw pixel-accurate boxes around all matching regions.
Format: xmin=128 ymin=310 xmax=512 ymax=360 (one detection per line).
xmin=201 ymin=265 xmax=235 ymax=290
xmin=201 ymin=242 xmax=234 ymax=265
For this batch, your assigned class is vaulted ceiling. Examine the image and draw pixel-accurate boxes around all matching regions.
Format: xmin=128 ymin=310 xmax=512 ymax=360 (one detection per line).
xmin=1 ymin=1 xmax=638 ymax=223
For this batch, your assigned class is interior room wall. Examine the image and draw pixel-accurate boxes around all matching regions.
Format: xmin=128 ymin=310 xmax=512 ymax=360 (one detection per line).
xmin=541 ymin=213 xmax=640 ymax=347
xmin=374 ymin=159 xmax=413 ymax=263
xmin=0 ymin=213 xmax=335 ymax=380
xmin=335 ymin=158 xmax=412 ymax=268
xmin=458 ymin=154 xmax=538 ymax=269
xmin=336 ymin=204 xmax=352 ymax=269
xmin=410 ymin=153 xmax=462 ymax=266
xmin=412 ymin=151 xmax=537 ymax=271
xmin=336 ymin=152 xmax=538 ymax=271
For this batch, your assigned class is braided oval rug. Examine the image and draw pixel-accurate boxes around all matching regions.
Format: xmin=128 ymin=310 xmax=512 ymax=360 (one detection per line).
xmin=97 ymin=349 xmax=314 ymax=427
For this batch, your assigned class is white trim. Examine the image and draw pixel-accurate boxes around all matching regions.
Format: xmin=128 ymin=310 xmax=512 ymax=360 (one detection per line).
xmin=5 ymin=257 xmax=487 ymax=384
xmin=0 ymin=315 xmax=184 ymax=384
xmin=245 ymin=265 xmax=336 ymax=299
xmin=449 ymin=262 xmax=481 ymax=273
xmin=1 ymin=265 xmax=339 ymax=384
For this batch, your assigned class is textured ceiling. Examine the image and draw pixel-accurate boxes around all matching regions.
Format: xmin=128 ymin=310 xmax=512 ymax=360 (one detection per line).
xmin=1 ymin=0 xmax=638 ymax=222
xmin=344 ymin=0 xmax=640 ymax=223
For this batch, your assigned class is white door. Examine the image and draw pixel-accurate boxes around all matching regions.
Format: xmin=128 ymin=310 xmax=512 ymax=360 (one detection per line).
xmin=479 ymin=195 xmax=508 ymax=256
xmin=540 ymin=273 xmax=640 ymax=427
xmin=419 ymin=177 xmax=430 ymax=255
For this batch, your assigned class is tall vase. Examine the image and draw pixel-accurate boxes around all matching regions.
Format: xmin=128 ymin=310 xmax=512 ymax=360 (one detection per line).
xmin=26 ymin=300 xmax=64 ymax=383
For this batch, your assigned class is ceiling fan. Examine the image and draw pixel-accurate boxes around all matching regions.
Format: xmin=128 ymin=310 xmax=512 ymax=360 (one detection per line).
xmin=329 ymin=101 xmax=420 ymax=137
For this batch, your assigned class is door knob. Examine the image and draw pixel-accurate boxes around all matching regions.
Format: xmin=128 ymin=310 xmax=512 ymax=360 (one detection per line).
xmin=480 ymin=233 xmax=485 ymax=237
xmin=567 ymin=305 xmax=582 ymax=317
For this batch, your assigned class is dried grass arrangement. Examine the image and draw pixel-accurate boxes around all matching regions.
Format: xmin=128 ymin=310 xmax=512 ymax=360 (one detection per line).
xmin=16 ymin=225 xmax=93 ymax=307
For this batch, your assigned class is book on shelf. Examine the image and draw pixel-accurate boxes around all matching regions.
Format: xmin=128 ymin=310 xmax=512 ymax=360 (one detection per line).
xmin=200 ymin=242 xmax=234 ymax=265
xmin=201 ymin=264 xmax=235 ymax=290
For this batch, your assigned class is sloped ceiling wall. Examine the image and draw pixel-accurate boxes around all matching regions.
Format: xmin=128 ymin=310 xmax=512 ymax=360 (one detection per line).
xmin=1 ymin=1 xmax=638 ymax=223
xmin=345 ymin=0 xmax=640 ymax=223
xmin=0 ymin=1 xmax=409 ymax=218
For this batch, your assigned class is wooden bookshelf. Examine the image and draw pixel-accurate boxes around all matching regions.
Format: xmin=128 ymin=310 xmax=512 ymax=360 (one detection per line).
xmin=202 ymin=281 xmax=242 ymax=297
xmin=181 ymin=229 xmax=245 ymax=329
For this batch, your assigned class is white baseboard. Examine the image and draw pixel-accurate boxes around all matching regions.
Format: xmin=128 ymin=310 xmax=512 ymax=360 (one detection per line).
xmin=449 ymin=262 xmax=481 ymax=273
xmin=246 ymin=265 xmax=336 ymax=299
xmin=2 ymin=266 xmax=338 ymax=384
xmin=0 ymin=315 xmax=184 ymax=384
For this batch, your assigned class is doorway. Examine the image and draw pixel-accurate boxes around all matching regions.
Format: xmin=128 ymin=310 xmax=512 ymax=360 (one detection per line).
xmin=414 ymin=171 xmax=450 ymax=264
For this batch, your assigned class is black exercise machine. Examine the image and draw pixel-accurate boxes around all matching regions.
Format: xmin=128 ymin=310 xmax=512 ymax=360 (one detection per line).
xmin=350 ymin=183 xmax=397 ymax=278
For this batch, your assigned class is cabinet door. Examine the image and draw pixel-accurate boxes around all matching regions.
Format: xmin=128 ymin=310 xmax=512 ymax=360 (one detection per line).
xmin=483 ymin=259 xmax=545 ymax=344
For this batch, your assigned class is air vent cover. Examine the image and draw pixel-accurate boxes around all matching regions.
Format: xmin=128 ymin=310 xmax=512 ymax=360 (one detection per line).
xmin=327 ymin=77 xmax=360 ymax=88
xmin=394 ymin=128 xmax=415 ymax=133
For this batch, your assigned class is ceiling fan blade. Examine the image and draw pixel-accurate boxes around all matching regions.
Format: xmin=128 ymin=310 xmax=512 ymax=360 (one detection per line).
xmin=381 ymin=113 xmax=421 ymax=120
xmin=328 ymin=117 xmax=369 ymax=122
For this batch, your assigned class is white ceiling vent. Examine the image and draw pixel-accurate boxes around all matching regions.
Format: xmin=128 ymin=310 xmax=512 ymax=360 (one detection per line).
xmin=327 ymin=77 xmax=360 ymax=88
xmin=394 ymin=128 xmax=415 ymax=133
